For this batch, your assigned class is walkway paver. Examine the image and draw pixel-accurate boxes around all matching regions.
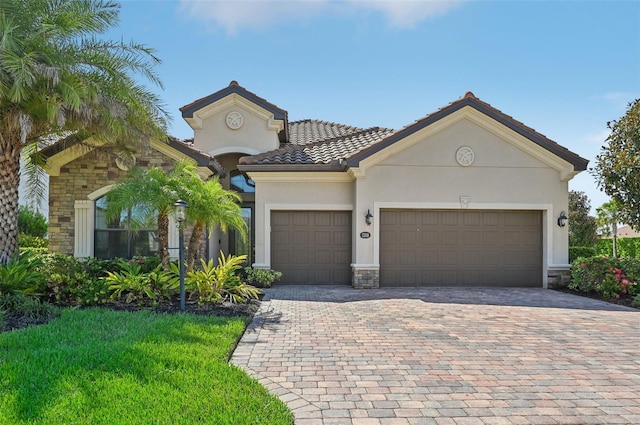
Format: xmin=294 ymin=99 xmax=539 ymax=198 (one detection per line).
xmin=230 ymin=286 xmax=640 ymax=425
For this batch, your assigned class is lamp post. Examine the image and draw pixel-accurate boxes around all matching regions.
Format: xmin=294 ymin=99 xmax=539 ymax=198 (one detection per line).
xmin=174 ymin=199 xmax=188 ymax=312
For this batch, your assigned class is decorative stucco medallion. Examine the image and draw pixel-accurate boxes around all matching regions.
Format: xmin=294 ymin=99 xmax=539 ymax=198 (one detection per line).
xmin=115 ymin=152 xmax=136 ymax=171
xmin=456 ymin=146 xmax=475 ymax=167
xmin=226 ymin=111 xmax=244 ymax=130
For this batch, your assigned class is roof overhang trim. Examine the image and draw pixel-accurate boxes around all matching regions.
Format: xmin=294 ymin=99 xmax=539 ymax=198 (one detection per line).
xmin=243 ymin=171 xmax=354 ymax=183
xmin=350 ymin=106 xmax=580 ymax=182
xmin=182 ymin=93 xmax=285 ymax=134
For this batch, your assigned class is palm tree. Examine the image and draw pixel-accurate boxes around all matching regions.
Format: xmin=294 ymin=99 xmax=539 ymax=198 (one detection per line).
xmin=103 ymin=165 xmax=178 ymax=268
xmin=167 ymin=162 xmax=247 ymax=271
xmin=0 ymin=0 xmax=168 ymax=263
xmin=597 ymin=200 xmax=621 ymax=258
xmin=184 ymin=178 xmax=247 ymax=271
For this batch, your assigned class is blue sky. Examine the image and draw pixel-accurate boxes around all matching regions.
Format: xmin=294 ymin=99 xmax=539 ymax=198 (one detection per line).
xmin=115 ymin=0 xmax=639 ymax=212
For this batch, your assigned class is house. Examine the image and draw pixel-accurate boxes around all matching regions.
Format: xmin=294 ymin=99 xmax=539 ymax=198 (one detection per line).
xmin=615 ymin=225 xmax=640 ymax=239
xmin=42 ymin=81 xmax=588 ymax=289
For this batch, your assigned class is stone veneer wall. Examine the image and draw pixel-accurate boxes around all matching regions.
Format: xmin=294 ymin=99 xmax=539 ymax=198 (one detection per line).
xmin=48 ymin=145 xmax=176 ymax=256
xmin=352 ymin=267 xmax=380 ymax=289
xmin=352 ymin=267 xmax=568 ymax=289
xmin=547 ymin=267 xmax=572 ymax=289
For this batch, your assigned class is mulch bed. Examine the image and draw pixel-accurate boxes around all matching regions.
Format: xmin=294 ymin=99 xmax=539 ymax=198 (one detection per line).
xmin=1 ymin=298 xmax=261 ymax=334
xmin=553 ymin=287 xmax=638 ymax=309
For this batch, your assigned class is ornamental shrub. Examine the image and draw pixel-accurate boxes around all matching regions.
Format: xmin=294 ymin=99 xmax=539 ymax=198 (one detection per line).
xmin=244 ymin=267 xmax=283 ymax=288
xmin=571 ymin=256 xmax=640 ymax=299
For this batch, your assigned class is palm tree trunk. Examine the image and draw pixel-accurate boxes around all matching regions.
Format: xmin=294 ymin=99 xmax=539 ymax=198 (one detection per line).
xmin=187 ymin=221 xmax=205 ymax=271
xmin=0 ymin=147 xmax=21 ymax=264
xmin=157 ymin=211 xmax=170 ymax=269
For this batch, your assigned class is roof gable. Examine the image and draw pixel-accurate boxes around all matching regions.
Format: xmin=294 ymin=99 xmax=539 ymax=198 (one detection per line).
xmin=180 ymin=81 xmax=289 ymax=143
xmin=346 ymin=93 xmax=588 ymax=179
xmin=40 ymin=136 xmax=224 ymax=177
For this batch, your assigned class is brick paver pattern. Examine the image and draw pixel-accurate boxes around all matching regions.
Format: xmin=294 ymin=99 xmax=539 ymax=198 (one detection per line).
xmin=230 ymin=286 xmax=640 ymax=425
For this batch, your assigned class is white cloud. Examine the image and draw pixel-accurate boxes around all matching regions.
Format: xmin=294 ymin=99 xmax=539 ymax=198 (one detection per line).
xmin=351 ymin=1 xmax=461 ymax=29
xmin=178 ymin=0 xmax=461 ymax=34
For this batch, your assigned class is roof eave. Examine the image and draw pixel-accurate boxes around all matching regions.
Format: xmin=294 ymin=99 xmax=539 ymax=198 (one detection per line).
xmin=238 ymin=163 xmax=346 ymax=172
xmin=346 ymin=96 xmax=589 ymax=171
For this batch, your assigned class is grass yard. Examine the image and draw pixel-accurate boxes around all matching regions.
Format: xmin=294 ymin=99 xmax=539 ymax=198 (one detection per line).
xmin=0 ymin=309 xmax=293 ymax=425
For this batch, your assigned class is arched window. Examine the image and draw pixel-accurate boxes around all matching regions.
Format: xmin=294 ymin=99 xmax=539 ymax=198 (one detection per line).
xmin=94 ymin=195 xmax=158 ymax=259
xmin=230 ymin=170 xmax=255 ymax=193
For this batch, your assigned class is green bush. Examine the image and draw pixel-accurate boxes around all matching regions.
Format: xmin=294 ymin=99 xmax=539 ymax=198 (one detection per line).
xmin=18 ymin=205 xmax=47 ymax=238
xmin=18 ymin=233 xmax=48 ymax=248
xmin=182 ymin=253 xmax=261 ymax=304
xmin=43 ymin=254 xmax=110 ymax=306
xmin=571 ymin=256 xmax=639 ymax=299
xmin=596 ymin=238 xmax=640 ymax=258
xmin=104 ymin=259 xmax=177 ymax=304
xmin=569 ymin=246 xmax=596 ymax=263
xmin=42 ymin=255 xmax=162 ymax=306
xmin=0 ymin=251 xmax=47 ymax=296
xmin=244 ymin=267 xmax=282 ymax=288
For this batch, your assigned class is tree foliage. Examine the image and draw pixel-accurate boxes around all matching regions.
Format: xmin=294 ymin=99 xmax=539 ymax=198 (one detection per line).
xmin=17 ymin=205 xmax=47 ymax=238
xmin=593 ymin=99 xmax=640 ymax=229
xmin=596 ymin=200 xmax=621 ymax=258
xmin=568 ymin=190 xmax=598 ymax=248
xmin=0 ymin=0 xmax=169 ymax=263
xmin=106 ymin=161 xmax=246 ymax=271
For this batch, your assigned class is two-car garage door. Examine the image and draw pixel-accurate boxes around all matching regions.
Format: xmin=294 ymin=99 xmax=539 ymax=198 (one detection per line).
xmin=380 ymin=210 xmax=542 ymax=287
xmin=271 ymin=209 xmax=542 ymax=287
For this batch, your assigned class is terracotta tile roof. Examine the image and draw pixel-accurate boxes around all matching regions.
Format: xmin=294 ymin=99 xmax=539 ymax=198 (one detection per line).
xmin=240 ymin=127 xmax=394 ymax=166
xmin=288 ymin=119 xmax=365 ymax=145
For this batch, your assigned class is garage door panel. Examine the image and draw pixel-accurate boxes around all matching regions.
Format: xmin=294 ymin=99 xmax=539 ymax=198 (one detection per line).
xmin=272 ymin=211 xmax=351 ymax=285
xmin=381 ymin=210 xmax=541 ymax=287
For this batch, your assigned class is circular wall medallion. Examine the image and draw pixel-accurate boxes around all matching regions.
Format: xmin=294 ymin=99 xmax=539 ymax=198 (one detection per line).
xmin=455 ymin=146 xmax=475 ymax=167
xmin=115 ymin=152 xmax=136 ymax=171
xmin=226 ymin=111 xmax=244 ymax=130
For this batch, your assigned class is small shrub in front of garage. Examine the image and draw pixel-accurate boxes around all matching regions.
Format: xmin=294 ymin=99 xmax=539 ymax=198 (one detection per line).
xmin=571 ymin=256 xmax=640 ymax=300
xmin=244 ymin=267 xmax=283 ymax=288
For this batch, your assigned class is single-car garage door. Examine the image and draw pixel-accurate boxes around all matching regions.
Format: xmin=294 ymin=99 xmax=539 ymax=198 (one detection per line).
xmin=380 ymin=210 xmax=541 ymax=287
xmin=271 ymin=211 xmax=352 ymax=284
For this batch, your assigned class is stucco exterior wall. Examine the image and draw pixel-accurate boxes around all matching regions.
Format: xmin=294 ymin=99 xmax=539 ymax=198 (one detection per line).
xmin=352 ymin=119 xmax=570 ymax=286
xmin=193 ymin=105 xmax=280 ymax=156
xmin=48 ymin=146 xmax=176 ymax=256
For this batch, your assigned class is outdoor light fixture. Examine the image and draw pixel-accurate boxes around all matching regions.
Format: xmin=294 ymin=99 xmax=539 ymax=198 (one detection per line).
xmin=174 ymin=199 xmax=189 ymax=312
xmin=557 ymin=211 xmax=568 ymax=228
xmin=365 ymin=209 xmax=373 ymax=225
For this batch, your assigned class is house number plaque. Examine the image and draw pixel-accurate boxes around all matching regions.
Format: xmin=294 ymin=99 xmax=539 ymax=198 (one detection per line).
xmin=360 ymin=232 xmax=371 ymax=239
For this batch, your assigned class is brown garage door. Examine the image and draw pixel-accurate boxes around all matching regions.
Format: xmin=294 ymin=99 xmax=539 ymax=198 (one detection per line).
xmin=380 ymin=210 xmax=541 ymax=287
xmin=271 ymin=211 xmax=352 ymax=284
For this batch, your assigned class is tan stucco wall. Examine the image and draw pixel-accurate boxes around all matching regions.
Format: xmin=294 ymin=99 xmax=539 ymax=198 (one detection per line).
xmin=193 ymin=105 xmax=280 ymax=156
xmin=248 ymin=118 xmax=573 ymax=288
xmin=353 ymin=119 xmax=570 ymax=280
xmin=48 ymin=146 xmax=176 ymax=256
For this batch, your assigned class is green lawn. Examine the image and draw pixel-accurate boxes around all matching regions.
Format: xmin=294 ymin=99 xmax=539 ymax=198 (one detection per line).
xmin=0 ymin=309 xmax=293 ymax=425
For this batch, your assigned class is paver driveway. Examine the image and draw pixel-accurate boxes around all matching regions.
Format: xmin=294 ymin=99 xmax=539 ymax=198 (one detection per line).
xmin=231 ymin=286 xmax=640 ymax=425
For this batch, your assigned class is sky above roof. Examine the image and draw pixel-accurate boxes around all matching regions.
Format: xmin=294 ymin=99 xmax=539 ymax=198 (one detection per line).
xmin=114 ymin=0 xmax=639 ymax=212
